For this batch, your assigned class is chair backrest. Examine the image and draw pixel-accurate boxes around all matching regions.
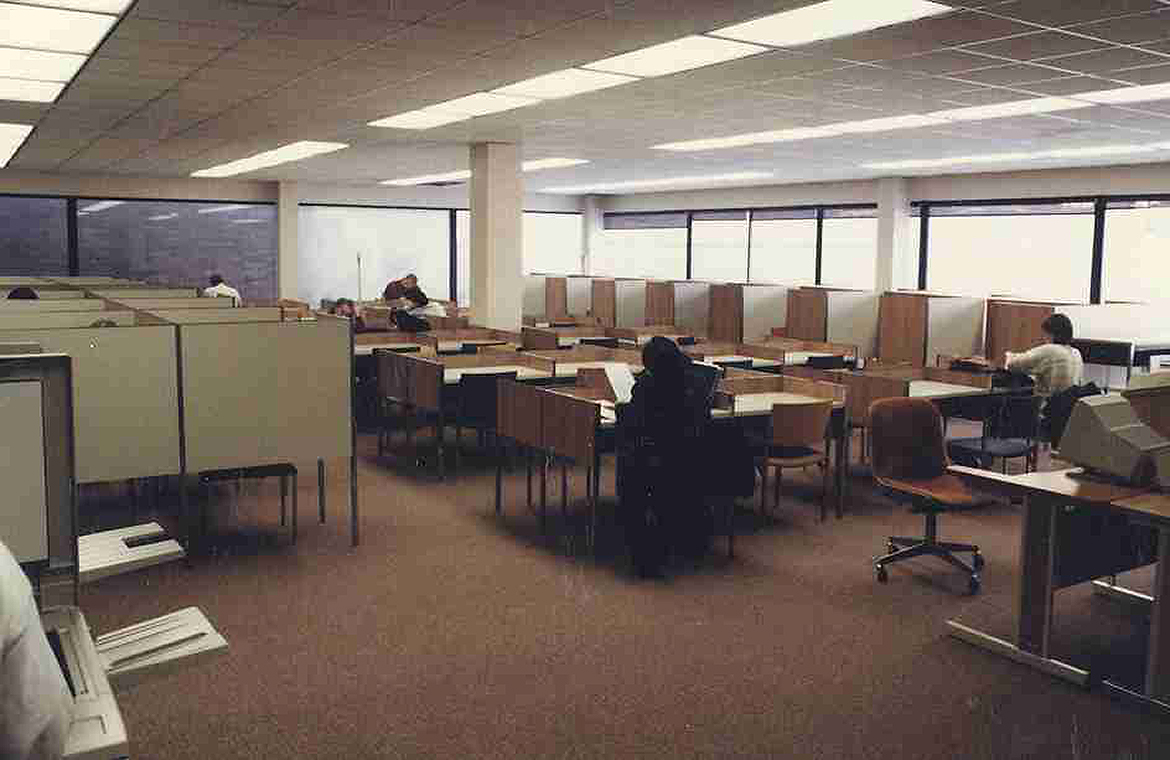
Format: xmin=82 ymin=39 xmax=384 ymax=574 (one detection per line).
xmin=579 ymin=337 xmax=619 ymax=348
xmin=988 ymin=393 xmax=1043 ymax=441
xmin=869 ymin=397 xmax=947 ymax=481
xmin=769 ymin=399 xmax=833 ymax=448
xmin=458 ymin=371 xmax=518 ymax=427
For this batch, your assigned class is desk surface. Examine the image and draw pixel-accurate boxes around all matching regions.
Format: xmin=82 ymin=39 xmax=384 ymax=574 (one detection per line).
xmin=948 ymin=466 xmax=1169 ymax=520
xmin=557 ymin=336 xmax=610 ymax=347
xmin=554 ymin=360 xmax=641 ymax=378
xmin=436 ymin=339 xmax=509 ymax=351
xmin=784 ymin=351 xmax=836 ymax=365
xmin=443 ymin=365 xmax=551 ymax=384
xmin=716 ymin=391 xmax=842 ymax=416
xmin=706 ymin=354 xmax=783 ymax=369
xmin=355 ymin=342 xmax=422 ymax=356
xmin=910 ymin=380 xmax=989 ymax=399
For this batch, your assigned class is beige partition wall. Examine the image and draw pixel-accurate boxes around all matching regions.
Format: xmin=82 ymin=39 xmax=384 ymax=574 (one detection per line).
xmin=925 ymin=296 xmax=985 ymax=364
xmin=825 ymin=291 xmax=881 ymax=360
xmin=26 ymin=289 xmax=85 ymax=300
xmin=523 ymin=275 xmax=546 ymax=318
xmin=742 ymin=284 xmax=789 ymax=343
xmin=107 ymin=298 xmax=230 ymax=311
xmin=615 ymin=279 xmax=646 ymax=328
xmin=566 ymin=276 xmax=591 ymax=316
xmin=180 ymin=319 xmax=352 ymax=473
xmin=673 ymin=281 xmax=709 ymax=334
xmin=0 ymin=311 xmax=137 ymax=329
xmin=90 ymin=288 xmax=199 ymax=299
xmin=0 ymin=326 xmax=181 ymax=483
xmin=0 ymin=300 xmax=105 ymax=313
xmin=145 ymin=307 xmax=281 ymax=324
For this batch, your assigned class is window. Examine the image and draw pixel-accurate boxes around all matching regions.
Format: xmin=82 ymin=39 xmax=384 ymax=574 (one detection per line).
xmin=596 ymin=212 xmax=687 ymax=279
xmin=925 ymin=202 xmax=1094 ymax=302
xmin=524 ymin=212 xmax=582 ymax=275
xmin=79 ymin=200 xmax=277 ymax=299
xmin=820 ymin=207 xmax=878 ymax=289
xmin=690 ymin=210 xmax=748 ymax=282
xmin=298 ymin=206 xmax=449 ymax=309
xmin=0 ymin=196 xmax=69 ymax=276
xmin=748 ymin=208 xmax=816 ymax=285
xmin=1103 ymin=199 xmax=1170 ymax=304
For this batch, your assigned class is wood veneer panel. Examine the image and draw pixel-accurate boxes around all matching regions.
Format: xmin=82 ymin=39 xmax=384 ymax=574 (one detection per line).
xmin=785 ymin=288 xmax=828 ymax=342
xmin=645 ymin=281 xmax=675 ymax=325
xmin=878 ymin=293 xmax=928 ymax=366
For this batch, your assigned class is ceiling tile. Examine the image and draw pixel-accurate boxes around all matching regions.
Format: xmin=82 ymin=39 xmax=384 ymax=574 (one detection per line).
xmin=1045 ymin=46 xmax=1170 ymax=75
xmin=1014 ymin=74 xmax=1135 ymax=95
xmin=93 ymin=38 xmax=225 ymax=66
xmin=793 ymin=10 xmax=1034 ymax=62
xmin=882 ymin=50 xmax=1006 ymax=76
xmin=947 ymin=62 xmax=1079 ymax=86
xmin=984 ymin=1 xmax=1169 ymax=28
xmin=1069 ymin=8 xmax=1170 ymax=44
xmin=130 ymin=0 xmax=292 ymax=28
xmin=962 ymin=31 xmax=1112 ymax=60
xmin=108 ymin=18 xmax=250 ymax=48
xmin=261 ymin=9 xmax=410 ymax=42
xmin=1110 ymin=60 xmax=1170 ymax=83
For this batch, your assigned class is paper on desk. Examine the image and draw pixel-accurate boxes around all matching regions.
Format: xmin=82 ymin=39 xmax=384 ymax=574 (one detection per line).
xmin=604 ymin=363 xmax=636 ymax=404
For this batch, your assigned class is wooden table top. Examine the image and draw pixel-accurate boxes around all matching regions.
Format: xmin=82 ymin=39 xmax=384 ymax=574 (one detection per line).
xmin=949 ymin=466 xmax=1170 ymax=523
xmin=443 ymin=365 xmax=551 ymax=384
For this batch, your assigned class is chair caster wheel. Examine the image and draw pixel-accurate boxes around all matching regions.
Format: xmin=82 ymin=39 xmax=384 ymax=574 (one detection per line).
xmin=876 ymin=564 xmax=888 ymax=583
xmin=973 ymin=552 xmax=985 ymax=570
xmin=969 ymin=575 xmax=981 ymax=595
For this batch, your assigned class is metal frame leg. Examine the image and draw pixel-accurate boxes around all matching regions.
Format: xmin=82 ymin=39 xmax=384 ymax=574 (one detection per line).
xmin=540 ymin=454 xmax=548 ymax=534
xmin=318 ymin=459 xmax=326 ymax=524
xmin=280 ymin=475 xmax=287 ymax=526
xmin=291 ymin=472 xmax=298 ymax=543
xmin=495 ymin=438 xmax=504 ymax=516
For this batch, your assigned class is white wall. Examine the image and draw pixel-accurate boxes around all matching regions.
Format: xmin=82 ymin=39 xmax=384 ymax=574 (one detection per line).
xmin=599 ymin=179 xmax=878 ymax=213
xmin=299 ymin=182 xmax=582 ymax=212
xmin=0 ymin=169 xmax=277 ymax=202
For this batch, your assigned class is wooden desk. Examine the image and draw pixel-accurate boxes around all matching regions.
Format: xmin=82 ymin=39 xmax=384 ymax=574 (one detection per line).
xmin=443 ymin=365 xmax=551 ymax=384
xmin=947 ymin=466 xmax=1170 ymax=711
xmin=354 ymin=342 xmax=422 ymax=356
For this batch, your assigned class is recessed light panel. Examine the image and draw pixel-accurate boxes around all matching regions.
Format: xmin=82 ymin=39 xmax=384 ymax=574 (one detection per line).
xmin=654 ymin=125 xmax=843 ymax=151
xmin=520 ymin=158 xmax=589 ymax=171
xmin=928 ymin=97 xmax=1090 ymax=121
xmin=493 ymin=68 xmax=637 ymax=99
xmin=79 ymin=200 xmax=124 ymax=212
xmin=427 ymin=92 xmax=540 ymax=117
xmin=368 ymin=110 xmax=468 ymax=129
xmin=0 ymin=122 xmax=34 ymax=167
xmin=711 ymin=0 xmax=952 ymax=48
xmin=834 ymin=114 xmax=948 ymax=134
xmin=865 ymin=143 xmax=1169 ymax=170
xmin=381 ymin=170 xmax=472 ymax=186
xmin=0 ymin=77 xmax=64 ymax=103
xmin=1073 ymin=82 xmax=1170 ymax=105
xmin=0 ymin=2 xmax=118 ymax=55
xmin=0 ymin=47 xmax=87 ymax=82
xmin=8 ymin=0 xmax=131 ymax=11
xmin=582 ymin=35 xmax=766 ymax=78
xmin=191 ymin=142 xmax=349 ymax=178
xmin=541 ymin=171 xmax=774 ymax=194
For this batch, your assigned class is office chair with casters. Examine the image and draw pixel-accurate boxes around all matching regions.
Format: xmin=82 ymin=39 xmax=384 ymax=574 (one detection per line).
xmin=947 ymin=393 xmax=1042 ymax=473
xmin=869 ymin=397 xmax=988 ymax=594
xmin=752 ymin=399 xmax=833 ymax=521
xmin=579 ymin=337 xmax=619 ymax=348
xmin=454 ymin=371 xmax=518 ymax=475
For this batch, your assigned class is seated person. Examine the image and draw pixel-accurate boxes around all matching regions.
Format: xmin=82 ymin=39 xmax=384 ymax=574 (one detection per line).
xmin=203 ymin=274 xmax=241 ymax=306
xmin=331 ymin=298 xmax=366 ymax=331
xmin=618 ymin=337 xmax=714 ymax=577
xmin=6 ymin=287 xmax=38 ymax=300
xmin=1004 ymin=313 xmax=1084 ymax=397
xmin=1 ymin=540 xmax=73 ymax=760
xmin=382 ymin=275 xmax=447 ymax=331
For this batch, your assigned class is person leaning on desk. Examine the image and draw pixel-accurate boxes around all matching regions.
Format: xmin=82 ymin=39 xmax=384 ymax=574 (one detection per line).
xmin=1003 ymin=313 xmax=1085 ymax=398
xmin=1 ymin=539 xmax=72 ymax=760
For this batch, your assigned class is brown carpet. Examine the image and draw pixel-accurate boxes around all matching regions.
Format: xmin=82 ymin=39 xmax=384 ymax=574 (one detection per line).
xmin=81 ymin=428 xmax=1170 ymax=759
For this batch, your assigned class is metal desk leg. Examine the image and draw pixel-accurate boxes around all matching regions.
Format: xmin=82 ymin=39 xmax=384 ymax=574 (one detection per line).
xmin=540 ymin=453 xmax=548 ymax=534
xmin=526 ymin=448 xmax=533 ymax=510
xmin=318 ymin=459 xmax=325 ymax=524
xmin=291 ymin=471 xmax=298 ymax=543
xmin=835 ymin=422 xmax=848 ymax=519
xmin=495 ymin=439 xmax=503 ymax=517
xmin=280 ymin=475 xmax=287 ymax=526
xmin=436 ymin=412 xmax=446 ymax=480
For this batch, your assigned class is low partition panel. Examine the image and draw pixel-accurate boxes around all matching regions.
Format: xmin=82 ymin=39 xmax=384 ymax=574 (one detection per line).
xmin=985 ymin=300 xmax=1055 ymax=361
xmin=0 ymin=300 xmax=105 ymax=313
xmin=645 ymin=281 xmax=674 ymax=326
xmin=0 ymin=310 xmax=138 ymax=329
xmin=146 ymin=307 xmax=282 ymax=324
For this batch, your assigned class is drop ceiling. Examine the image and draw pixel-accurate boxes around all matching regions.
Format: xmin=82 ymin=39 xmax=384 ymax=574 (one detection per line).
xmin=4 ymin=0 xmax=1170 ymax=191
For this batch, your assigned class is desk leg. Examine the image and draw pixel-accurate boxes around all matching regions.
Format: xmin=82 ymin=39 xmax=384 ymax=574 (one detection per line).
xmin=318 ymin=459 xmax=326 ymax=524
xmin=436 ymin=412 xmax=446 ymax=480
xmin=540 ymin=454 xmax=548 ymax=535
xmin=350 ymin=454 xmax=359 ymax=547
xmin=495 ymin=440 xmax=503 ymax=517
xmin=591 ymin=449 xmax=600 ymax=558
xmin=526 ymin=448 xmax=533 ymax=510
xmin=836 ymin=423 xmax=848 ymax=519
xmin=947 ymin=493 xmax=1087 ymax=687
xmin=1146 ymin=528 xmax=1170 ymax=700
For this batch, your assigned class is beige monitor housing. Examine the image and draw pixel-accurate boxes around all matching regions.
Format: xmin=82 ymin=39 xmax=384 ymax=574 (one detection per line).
xmin=1059 ymin=394 xmax=1170 ymax=488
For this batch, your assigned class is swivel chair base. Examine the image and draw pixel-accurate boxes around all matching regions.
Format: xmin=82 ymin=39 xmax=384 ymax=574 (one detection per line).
xmin=874 ymin=511 xmax=984 ymax=594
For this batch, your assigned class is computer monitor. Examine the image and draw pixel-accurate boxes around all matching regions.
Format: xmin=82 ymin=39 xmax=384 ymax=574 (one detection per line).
xmin=1059 ymin=394 xmax=1170 ymax=488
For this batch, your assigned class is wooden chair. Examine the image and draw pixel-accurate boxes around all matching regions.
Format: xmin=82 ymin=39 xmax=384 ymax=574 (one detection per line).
xmin=454 ymin=371 xmax=518 ymax=475
xmin=870 ymin=397 xmax=987 ymax=594
xmin=753 ymin=399 xmax=833 ymax=520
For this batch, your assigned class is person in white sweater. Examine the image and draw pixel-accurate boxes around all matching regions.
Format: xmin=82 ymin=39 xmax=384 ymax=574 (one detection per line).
xmin=1004 ymin=313 xmax=1085 ymax=397
xmin=1 ymin=540 xmax=73 ymax=760
xmin=203 ymin=274 xmax=241 ymax=306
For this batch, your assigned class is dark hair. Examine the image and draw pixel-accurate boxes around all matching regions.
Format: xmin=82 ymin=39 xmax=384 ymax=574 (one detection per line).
xmin=1042 ymin=313 xmax=1074 ymax=345
xmin=89 ymin=319 xmax=117 ymax=328
xmin=642 ymin=336 xmax=686 ymax=379
xmin=404 ymin=286 xmax=429 ymax=307
xmin=209 ymin=274 xmax=224 ymax=287
xmin=335 ymin=298 xmax=354 ymax=308
xmin=383 ymin=281 xmax=405 ymax=301
xmin=7 ymin=286 xmax=38 ymax=300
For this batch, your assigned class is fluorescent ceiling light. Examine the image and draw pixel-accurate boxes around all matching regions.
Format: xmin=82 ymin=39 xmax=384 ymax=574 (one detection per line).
xmin=493 ymin=68 xmax=637 ymax=99
xmin=521 ymin=157 xmax=589 ymax=171
xmin=0 ymin=47 xmax=86 ymax=82
xmin=0 ymin=122 xmax=33 ymax=167
xmin=0 ymin=2 xmax=118 ymax=55
xmin=79 ymin=200 xmax=124 ymax=213
xmin=147 ymin=213 xmax=178 ymax=221
xmin=0 ymin=76 xmax=63 ymax=102
xmin=368 ymin=110 xmax=468 ymax=129
xmin=381 ymin=170 xmax=471 ymax=186
xmin=928 ymin=97 xmax=1090 ymax=121
xmin=8 ymin=1 xmax=131 ymax=11
xmin=654 ymin=125 xmax=845 ymax=151
xmin=232 ymin=219 xmax=267 ymax=224
xmin=865 ymin=143 xmax=1170 ymax=170
xmin=427 ymin=91 xmax=539 ymax=117
xmin=541 ymin=171 xmax=774 ymax=194
xmin=833 ymin=114 xmax=948 ymax=134
xmin=1073 ymin=82 xmax=1170 ymax=105
xmin=582 ymin=35 xmax=766 ymax=78
xmin=197 ymin=204 xmax=254 ymax=214
xmin=382 ymin=158 xmax=590 ymax=186
xmin=191 ymin=141 xmax=348 ymax=178
xmin=710 ymin=0 xmax=952 ymax=48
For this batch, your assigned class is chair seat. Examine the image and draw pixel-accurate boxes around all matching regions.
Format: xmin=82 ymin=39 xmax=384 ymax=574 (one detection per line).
xmin=948 ymin=437 xmax=1035 ymax=458
xmin=875 ymin=473 xmax=986 ymax=509
xmin=754 ymin=445 xmax=824 ymax=467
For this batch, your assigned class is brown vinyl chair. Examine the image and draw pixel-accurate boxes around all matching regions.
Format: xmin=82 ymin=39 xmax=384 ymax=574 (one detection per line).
xmin=870 ymin=397 xmax=987 ymax=594
xmin=753 ymin=399 xmax=834 ymax=520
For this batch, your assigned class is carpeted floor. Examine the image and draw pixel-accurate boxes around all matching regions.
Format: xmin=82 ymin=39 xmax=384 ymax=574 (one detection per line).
xmin=80 ymin=427 xmax=1170 ymax=759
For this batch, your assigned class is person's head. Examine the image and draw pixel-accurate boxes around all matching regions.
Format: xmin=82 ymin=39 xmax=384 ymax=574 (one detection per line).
xmin=642 ymin=336 xmax=686 ymax=381
xmin=403 ymin=286 xmax=428 ymax=307
xmin=1041 ymin=313 xmax=1074 ymax=345
xmin=334 ymin=298 xmax=356 ymax=318
xmin=383 ymin=281 xmax=405 ymax=301
xmin=401 ymin=274 xmax=418 ymax=290
xmin=89 ymin=319 xmax=117 ymax=328
xmin=208 ymin=274 xmax=224 ymax=287
xmin=7 ymin=286 xmax=38 ymax=300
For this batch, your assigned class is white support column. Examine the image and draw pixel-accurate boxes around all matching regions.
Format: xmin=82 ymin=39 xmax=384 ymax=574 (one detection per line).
xmin=875 ymin=177 xmax=914 ymax=293
xmin=469 ymin=143 xmax=523 ymax=330
xmin=277 ymin=181 xmax=299 ymax=300
xmin=580 ymin=194 xmax=603 ymax=275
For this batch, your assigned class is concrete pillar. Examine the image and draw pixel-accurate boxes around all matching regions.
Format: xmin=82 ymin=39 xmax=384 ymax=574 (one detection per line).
xmin=875 ymin=177 xmax=914 ymax=292
xmin=469 ymin=143 xmax=523 ymax=330
xmin=277 ymin=181 xmax=299 ymax=300
xmin=580 ymin=194 xmax=603 ymax=275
